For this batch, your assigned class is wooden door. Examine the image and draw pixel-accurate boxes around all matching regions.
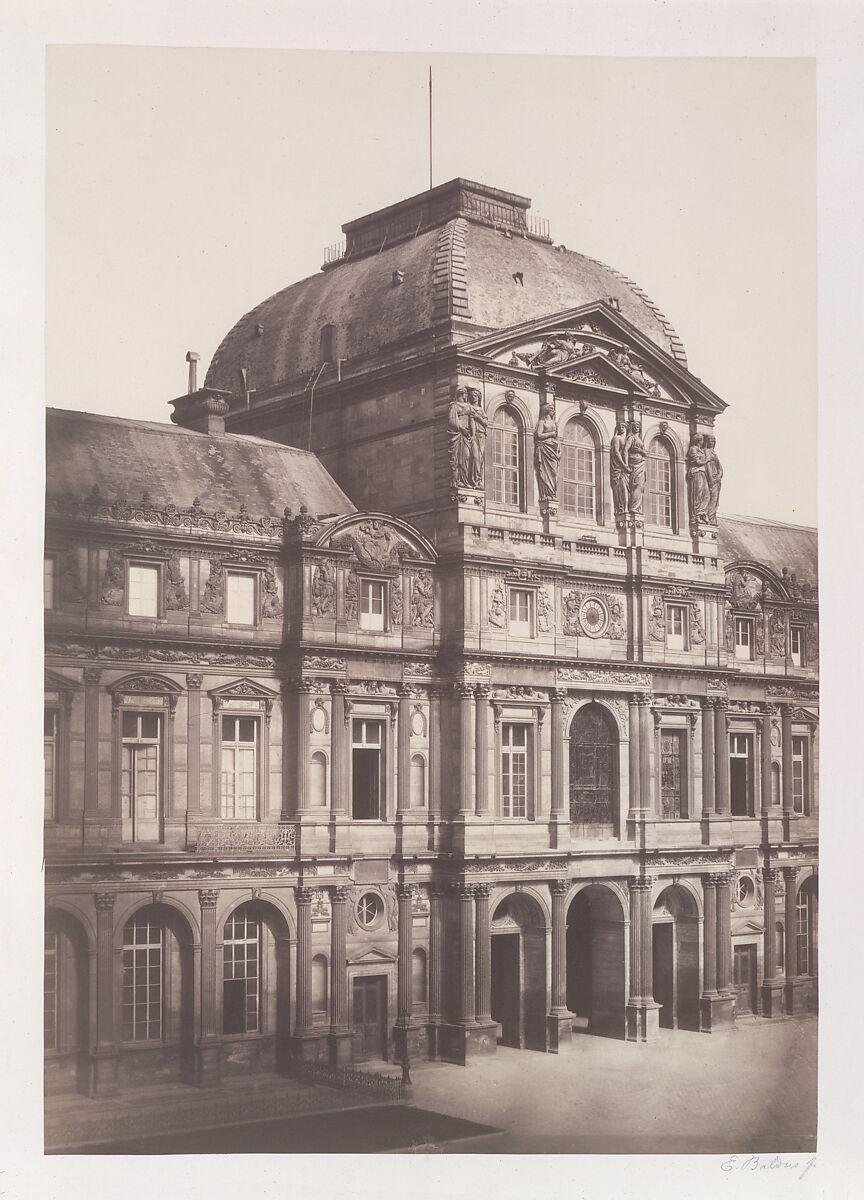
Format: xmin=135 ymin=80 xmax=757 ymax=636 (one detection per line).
xmin=733 ymin=945 xmax=758 ymax=1014
xmin=653 ymin=923 xmax=675 ymax=1028
xmin=353 ymin=975 xmax=387 ymax=1060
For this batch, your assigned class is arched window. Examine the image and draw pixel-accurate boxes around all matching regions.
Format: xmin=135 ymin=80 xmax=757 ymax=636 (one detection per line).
xmin=569 ymin=704 xmax=618 ymax=835
xmin=311 ymin=954 xmax=328 ymax=1021
xmin=561 ymin=420 xmax=597 ymax=519
xmin=309 ymin=751 xmax=327 ymax=808
xmin=223 ymin=904 xmax=261 ymax=1035
xmin=647 ymin=437 xmax=674 ymax=528
xmin=490 ymin=408 xmax=523 ymax=507
xmin=122 ymin=915 xmax=164 ymax=1042
xmin=796 ymin=881 xmax=817 ymax=976
xmin=775 ymin=921 xmax=785 ymax=973
xmin=410 ymin=753 xmax=427 ymax=809
xmin=411 ymin=948 xmax=428 ymax=1009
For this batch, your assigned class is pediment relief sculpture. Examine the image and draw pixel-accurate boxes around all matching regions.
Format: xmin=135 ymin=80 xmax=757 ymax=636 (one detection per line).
xmin=330 ymin=519 xmax=408 ymax=571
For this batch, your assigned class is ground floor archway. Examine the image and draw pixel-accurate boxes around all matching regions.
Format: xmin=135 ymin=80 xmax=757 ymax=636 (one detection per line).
xmin=566 ymin=884 xmax=627 ymax=1038
xmin=490 ymin=892 xmax=547 ymax=1051
xmin=652 ymin=885 xmax=700 ymax=1031
xmin=44 ymin=908 xmax=91 ymax=1096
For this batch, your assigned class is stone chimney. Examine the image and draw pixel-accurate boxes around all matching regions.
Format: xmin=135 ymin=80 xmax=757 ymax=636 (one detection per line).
xmin=169 ymin=388 xmax=232 ymax=435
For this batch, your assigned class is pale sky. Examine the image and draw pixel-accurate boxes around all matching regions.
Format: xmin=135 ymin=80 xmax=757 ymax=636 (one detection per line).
xmin=46 ymin=48 xmax=816 ymax=526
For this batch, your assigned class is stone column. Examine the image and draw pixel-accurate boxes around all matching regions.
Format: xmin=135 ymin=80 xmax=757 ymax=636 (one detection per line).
xmin=194 ymin=888 xmax=221 ymax=1085
xmin=761 ymin=709 xmax=773 ymax=814
xmin=547 ymin=879 xmax=571 ymax=1051
xmin=702 ymin=877 xmax=718 ymax=996
xmin=550 ymin=691 xmax=566 ymax=817
xmin=699 ymin=874 xmax=733 ymax=1029
xmin=280 ymin=684 xmax=293 ymax=821
xmin=626 ymin=875 xmax=659 ymax=1040
xmin=394 ymin=883 xmax=414 ymax=1061
xmin=328 ymin=886 xmax=352 ymax=1064
xmin=639 ymin=702 xmax=653 ymax=814
xmin=761 ymin=868 xmax=784 ymax=1017
xmin=783 ymin=865 xmax=800 ymax=1014
xmin=90 ymin=891 xmax=118 ymax=1096
xmin=329 ymin=683 xmax=348 ymax=815
xmin=714 ymin=701 xmax=730 ymax=815
xmin=186 ymin=675 xmax=203 ymax=819
xmin=295 ymin=686 xmax=312 ymax=814
xmin=291 ymin=887 xmax=317 ymax=1059
xmin=396 ymin=688 xmax=412 ymax=815
xmin=428 ymin=690 xmax=442 ymax=818
xmin=715 ymin=872 xmax=734 ymax=998
xmin=474 ymin=884 xmax=492 ymax=1024
xmin=474 ymin=686 xmax=490 ymax=816
xmin=628 ymin=695 xmax=642 ymax=815
xmin=701 ymin=700 xmax=715 ymax=816
xmin=457 ymin=885 xmax=476 ymax=1023
xmin=781 ymin=705 xmax=795 ymax=813
xmin=83 ymin=668 xmax=102 ymax=828
xmin=456 ymin=684 xmax=474 ymax=816
xmin=427 ymin=887 xmax=445 ymax=1056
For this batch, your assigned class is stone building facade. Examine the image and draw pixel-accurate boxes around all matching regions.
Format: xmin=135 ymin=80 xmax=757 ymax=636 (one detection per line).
xmin=44 ymin=179 xmax=818 ymax=1098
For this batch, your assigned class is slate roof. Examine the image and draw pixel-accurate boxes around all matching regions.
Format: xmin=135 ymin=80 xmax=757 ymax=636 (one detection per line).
xmin=718 ymin=514 xmax=818 ymax=591
xmin=45 ymin=408 xmax=355 ymax=519
xmin=204 ymin=180 xmax=686 ymax=397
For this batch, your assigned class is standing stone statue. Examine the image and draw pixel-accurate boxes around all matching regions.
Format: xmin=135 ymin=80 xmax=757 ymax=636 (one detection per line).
xmin=467 ymin=388 xmax=489 ymax=488
xmin=704 ymin=434 xmax=723 ymax=524
xmin=610 ymin=421 xmax=630 ymax=515
xmin=624 ymin=422 xmax=646 ymax=514
xmin=686 ymin=433 xmax=711 ymax=524
xmin=447 ymin=387 xmax=474 ymax=488
xmin=533 ymin=399 xmax=561 ymax=502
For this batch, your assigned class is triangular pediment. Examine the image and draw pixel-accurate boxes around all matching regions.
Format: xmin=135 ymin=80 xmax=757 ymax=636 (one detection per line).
xmin=461 ymin=302 xmax=725 ymax=413
xmin=348 ymin=945 xmax=397 ymax=966
xmin=45 ymin=668 xmax=79 ymax=693
xmin=738 ymin=920 xmax=765 ymax=935
xmin=208 ymin=677 xmax=280 ymax=701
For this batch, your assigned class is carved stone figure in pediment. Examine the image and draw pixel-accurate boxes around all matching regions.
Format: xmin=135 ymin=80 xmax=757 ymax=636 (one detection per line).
xmin=686 ymin=434 xmax=711 ymax=525
xmin=334 ymin=520 xmax=404 ymax=570
xmin=729 ymin=570 xmax=763 ymax=610
xmin=610 ymin=422 xmax=630 ymax=515
xmin=533 ymin=400 xmax=561 ymax=502
xmin=704 ymin=434 xmax=723 ymax=523
xmin=311 ymin=560 xmax=336 ymax=617
xmin=625 ymin=423 xmax=647 ymax=514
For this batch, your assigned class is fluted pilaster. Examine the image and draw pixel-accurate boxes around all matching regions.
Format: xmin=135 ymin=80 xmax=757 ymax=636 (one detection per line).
xmin=628 ymin=875 xmax=655 ymax=1003
xmin=329 ymin=684 xmax=348 ymax=814
xmin=715 ymin=872 xmax=733 ymax=994
xmin=550 ymin=692 xmax=566 ymax=815
xmin=330 ymin=886 xmax=350 ymax=1029
xmin=295 ymin=887 xmax=314 ymax=1033
xmin=456 ymin=684 xmax=474 ymax=815
xmin=550 ymin=879 xmax=569 ymax=1013
xmin=714 ymin=702 xmax=730 ymax=814
xmin=701 ymin=876 xmax=718 ymax=995
xmin=456 ymin=885 xmax=475 ymax=1023
xmin=396 ymin=883 xmax=414 ymax=1024
xmin=474 ymin=884 xmax=492 ymax=1022
xmin=475 ymin=687 xmax=490 ymax=816
xmin=397 ymin=691 xmax=411 ymax=814
xmin=762 ymin=869 xmax=777 ymax=979
xmin=701 ymin=700 xmax=715 ymax=815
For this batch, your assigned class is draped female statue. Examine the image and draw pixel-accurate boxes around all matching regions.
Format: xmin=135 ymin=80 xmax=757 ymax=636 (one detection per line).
xmin=609 ymin=421 xmax=630 ymax=515
xmin=533 ymin=399 xmax=561 ymax=502
xmin=624 ymin=422 xmax=647 ymax=514
xmin=686 ymin=433 xmax=711 ymax=524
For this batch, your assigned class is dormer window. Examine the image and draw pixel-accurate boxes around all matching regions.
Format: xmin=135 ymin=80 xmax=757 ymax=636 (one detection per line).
xmin=508 ymin=587 xmax=534 ymax=637
xmin=790 ymin=625 xmax=805 ymax=667
xmin=734 ymin=616 xmax=754 ymax=661
xmin=128 ymin=564 xmax=159 ymax=618
xmin=226 ymin=571 xmax=256 ymax=626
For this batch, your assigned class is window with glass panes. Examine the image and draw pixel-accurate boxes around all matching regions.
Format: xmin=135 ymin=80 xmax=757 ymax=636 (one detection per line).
xmin=501 ymin=723 xmax=530 ymax=818
xmin=508 ymin=587 xmax=534 ymax=636
xmin=791 ymin=736 xmax=808 ymax=814
xmin=44 ymin=556 xmax=56 ymax=610
xmin=44 ymin=708 xmax=58 ymax=820
xmin=660 ymin=730 xmax=687 ymax=818
xmin=226 ymin=571 xmax=256 ymax=625
xmin=790 ymin=625 xmax=805 ymax=667
xmin=121 ymin=917 xmax=163 ymax=1041
xmin=561 ymin=421 xmax=595 ymax=518
xmin=665 ymin=604 xmax=687 ymax=651
xmin=128 ymin=563 xmax=159 ymax=617
xmin=647 ymin=439 xmax=673 ymax=528
xmin=491 ymin=409 xmax=521 ymax=506
xmin=44 ymin=927 xmax=58 ymax=1050
xmin=734 ymin=616 xmax=754 ymax=660
xmin=796 ymin=889 xmax=815 ymax=975
xmin=121 ymin=712 xmax=161 ymax=840
xmin=223 ymin=906 xmax=261 ymax=1034
xmin=359 ymin=579 xmax=386 ymax=631
xmin=730 ymin=732 xmax=754 ymax=816
xmin=220 ymin=716 xmax=258 ymax=819
xmin=352 ymin=718 xmax=384 ymax=820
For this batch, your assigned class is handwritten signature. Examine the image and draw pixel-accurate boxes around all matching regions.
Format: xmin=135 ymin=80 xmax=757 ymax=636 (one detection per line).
xmin=720 ymin=1155 xmax=816 ymax=1181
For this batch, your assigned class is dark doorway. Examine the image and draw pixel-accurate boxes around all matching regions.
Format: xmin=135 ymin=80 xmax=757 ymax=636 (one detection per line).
xmin=733 ymin=944 xmax=758 ymax=1014
xmin=653 ymin=923 xmax=674 ymax=1028
xmin=566 ymin=893 xmax=592 ymax=1020
xmin=353 ymin=975 xmax=387 ymax=1060
xmin=491 ymin=934 xmax=521 ymax=1048
xmin=352 ymin=749 xmax=380 ymax=820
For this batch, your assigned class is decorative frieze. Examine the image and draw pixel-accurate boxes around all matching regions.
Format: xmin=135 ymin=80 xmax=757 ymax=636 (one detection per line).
xmin=193 ymin=823 xmax=296 ymax=853
xmin=47 ymin=490 xmax=288 ymax=538
xmin=558 ymin=667 xmax=651 ymax=687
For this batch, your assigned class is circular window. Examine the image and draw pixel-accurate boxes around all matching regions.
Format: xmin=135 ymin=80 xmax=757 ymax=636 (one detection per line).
xmin=356 ymin=892 xmax=384 ymax=929
xmin=579 ymin=596 xmax=609 ymax=638
xmin=735 ymin=875 xmax=756 ymax=908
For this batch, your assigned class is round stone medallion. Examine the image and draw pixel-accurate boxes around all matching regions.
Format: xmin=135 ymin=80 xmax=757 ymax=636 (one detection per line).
xmin=578 ymin=596 xmax=609 ymax=638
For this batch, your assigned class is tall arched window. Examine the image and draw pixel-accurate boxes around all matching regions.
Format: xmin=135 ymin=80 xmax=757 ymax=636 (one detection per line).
xmin=490 ymin=408 xmax=523 ymax=507
xmin=122 ymin=915 xmax=164 ymax=1042
xmin=410 ymin=753 xmax=426 ymax=809
xmin=647 ymin=437 xmax=674 ymax=528
xmin=223 ymin=904 xmax=261 ymax=1035
xmin=561 ymin=420 xmax=597 ymax=519
xmin=796 ymin=881 xmax=817 ymax=976
xmin=569 ymin=703 xmax=618 ymax=835
xmin=309 ymin=751 xmax=327 ymax=808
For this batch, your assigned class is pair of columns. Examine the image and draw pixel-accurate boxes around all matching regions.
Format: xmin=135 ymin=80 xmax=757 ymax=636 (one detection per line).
xmin=762 ymin=864 xmax=803 ymax=1016
xmin=700 ymin=699 xmax=730 ymax=816
xmin=455 ymin=685 xmax=492 ymax=816
xmin=292 ymin=885 xmax=353 ymax=1063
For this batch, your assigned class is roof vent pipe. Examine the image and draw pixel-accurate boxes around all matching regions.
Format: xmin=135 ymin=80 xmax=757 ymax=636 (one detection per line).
xmin=185 ymin=350 xmax=200 ymax=394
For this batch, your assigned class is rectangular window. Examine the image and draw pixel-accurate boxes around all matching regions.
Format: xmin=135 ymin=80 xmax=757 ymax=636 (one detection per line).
xmin=128 ymin=563 xmax=159 ymax=618
xmin=647 ymin=450 xmax=673 ymax=528
xmin=730 ymin=732 xmax=754 ymax=816
xmin=226 ymin=571 xmax=256 ymax=625
xmin=501 ymin=723 xmax=530 ymax=818
xmin=352 ymin=718 xmax=383 ymax=820
xmin=508 ymin=587 xmax=534 ymax=637
xmin=491 ymin=420 xmax=521 ymax=506
xmin=44 ymin=708 xmax=58 ymax=820
xmin=734 ymin=616 xmax=754 ymax=661
xmin=223 ymin=909 xmax=261 ymax=1034
xmin=44 ymin=556 xmax=56 ymax=610
xmin=790 ymin=625 xmax=805 ymax=668
xmin=44 ymin=927 xmax=58 ymax=1051
xmin=796 ymin=892 xmax=813 ymax=976
xmin=121 ymin=918 xmax=163 ymax=1042
xmin=359 ymin=579 xmax=386 ymax=631
xmin=121 ymin=711 xmax=162 ymax=841
xmin=561 ymin=434 xmax=595 ymax=518
xmin=791 ymin=735 xmax=808 ymax=815
xmin=660 ymin=730 xmax=687 ymax=818
xmin=665 ymin=604 xmax=688 ymax=652
xmin=220 ymin=716 xmax=258 ymax=819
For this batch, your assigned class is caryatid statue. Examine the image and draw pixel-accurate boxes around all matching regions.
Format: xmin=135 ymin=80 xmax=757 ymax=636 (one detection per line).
xmin=447 ymin=386 xmax=474 ymax=488
xmin=704 ymin=433 xmax=723 ymax=524
xmin=467 ymin=388 xmax=489 ymax=488
xmin=624 ymin=421 xmax=647 ymax=514
xmin=686 ymin=433 xmax=711 ymax=525
xmin=610 ymin=421 xmax=630 ymax=515
xmin=533 ymin=399 xmax=561 ymax=502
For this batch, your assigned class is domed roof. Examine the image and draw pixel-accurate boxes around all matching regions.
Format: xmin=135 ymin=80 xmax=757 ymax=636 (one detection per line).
xmin=204 ymin=179 xmax=686 ymax=398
